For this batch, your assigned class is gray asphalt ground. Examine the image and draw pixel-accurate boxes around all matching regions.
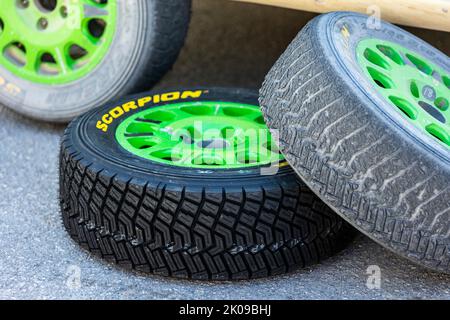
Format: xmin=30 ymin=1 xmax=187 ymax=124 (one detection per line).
xmin=1 ymin=0 xmax=450 ymax=300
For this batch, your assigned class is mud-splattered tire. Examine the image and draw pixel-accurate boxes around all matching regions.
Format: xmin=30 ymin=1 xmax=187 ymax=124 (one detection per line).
xmin=260 ymin=12 xmax=450 ymax=273
xmin=59 ymin=87 xmax=353 ymax=280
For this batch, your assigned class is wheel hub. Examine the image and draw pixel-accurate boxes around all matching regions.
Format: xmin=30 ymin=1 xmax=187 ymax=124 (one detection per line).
xmin=11 ymin=0 xmax=79 ymax=46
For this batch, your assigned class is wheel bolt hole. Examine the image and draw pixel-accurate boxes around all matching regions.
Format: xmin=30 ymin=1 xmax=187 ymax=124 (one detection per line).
xmin=435 ymin=97 xmax=449 ymax=111
xmin=60 ymin=6 xmax=68 ymax=18
xmin=17 ymin=0 xmax=30 ymax=9
xmin=37 ymin=17 xmax=49 ymax=30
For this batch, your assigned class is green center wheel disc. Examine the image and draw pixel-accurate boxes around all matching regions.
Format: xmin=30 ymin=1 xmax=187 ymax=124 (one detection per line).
xmin=0 ymin=0 xmax=117 ymax=84
xmin=357 ymin=39 xmax=450 ymax=148
xmin=116 ymin=101 xmax=284 ymax=169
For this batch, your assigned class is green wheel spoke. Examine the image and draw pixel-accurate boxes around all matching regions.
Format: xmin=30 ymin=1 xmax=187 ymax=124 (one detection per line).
xmin=116 ymin=101 xmax=284 ymax=169
xmin=73 ymin=30 xmax=98 ymax=53
xmin=23 ymin=47 xmax=40 ymax=72
xmin=0 ymin=30 xmax=13 ymax=50
xmin=357 ymin=39 xmax=450 ymax=148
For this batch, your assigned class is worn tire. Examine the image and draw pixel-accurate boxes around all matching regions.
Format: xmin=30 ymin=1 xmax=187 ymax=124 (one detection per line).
xmin=260 ymin=12 xmax=450 ymax=273
xmin=59 ymin=87 xmax=353 ymax=280
xmin=0 ymin=0 xmax=191 ymax=122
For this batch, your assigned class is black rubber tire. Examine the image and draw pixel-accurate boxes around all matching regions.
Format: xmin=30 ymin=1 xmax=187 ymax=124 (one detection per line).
xmin=59 ymin=87 xmax=354 ymax=280
xmin=260 ymin=12 xmax=450 ymax=273
xmin=0 ymin=0 xmax=191 ymax=122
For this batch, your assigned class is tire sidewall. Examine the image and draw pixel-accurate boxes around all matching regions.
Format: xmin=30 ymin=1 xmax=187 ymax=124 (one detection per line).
xmin=69 ymin=87 xmax=295 ymax=191
xmin=316 ymin=12 xmax=450 ymax=164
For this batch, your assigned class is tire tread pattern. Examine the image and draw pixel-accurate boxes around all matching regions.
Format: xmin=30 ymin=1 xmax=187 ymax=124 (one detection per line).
xmin=59 ymin=122 xmax=353 ymax=280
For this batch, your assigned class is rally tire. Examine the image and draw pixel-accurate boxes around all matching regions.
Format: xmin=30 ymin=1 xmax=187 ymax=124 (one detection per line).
xmin=260 ymin=12 xmax=450 ymax=273
xmin=59 ymin=87 xmax=354 ymax=280
xmin=0 ymin=0 xmax=191 ymax=122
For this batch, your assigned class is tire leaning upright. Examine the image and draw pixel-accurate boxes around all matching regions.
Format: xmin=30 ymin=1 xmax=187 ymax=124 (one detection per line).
xmin=260 ymin=12 xmax=450 ymax=273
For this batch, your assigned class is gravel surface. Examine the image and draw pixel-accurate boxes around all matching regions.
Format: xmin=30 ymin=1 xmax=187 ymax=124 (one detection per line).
xmin=0 ymin=0 xmax=449 ymax=300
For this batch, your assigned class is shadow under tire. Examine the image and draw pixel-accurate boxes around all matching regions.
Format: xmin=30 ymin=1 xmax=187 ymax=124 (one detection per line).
xmin=260 ymin=12 xmax=450 ymax=273
xmin=59 ymin=87 xmax=354 ymax=280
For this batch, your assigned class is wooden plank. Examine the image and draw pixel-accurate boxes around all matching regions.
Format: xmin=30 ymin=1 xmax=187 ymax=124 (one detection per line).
xmin=232 ymin=0 xmax=450 ymax=32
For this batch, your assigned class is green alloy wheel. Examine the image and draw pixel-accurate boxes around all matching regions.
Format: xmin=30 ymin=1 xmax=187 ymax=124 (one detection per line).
xmin=0 ymin=0 xmax=117 ymax=84
xmin=260 ymin=12 xmax=450 ymax=274
xmin=59 ymin=88 xmax=354 ymax=280
xmin=356 ymin=39 xmax=450 ymax=148
xmin=115 ymin=101 xmax=283 ymax=169
xmin=0 ymin=0 xmax=191 ymax=121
